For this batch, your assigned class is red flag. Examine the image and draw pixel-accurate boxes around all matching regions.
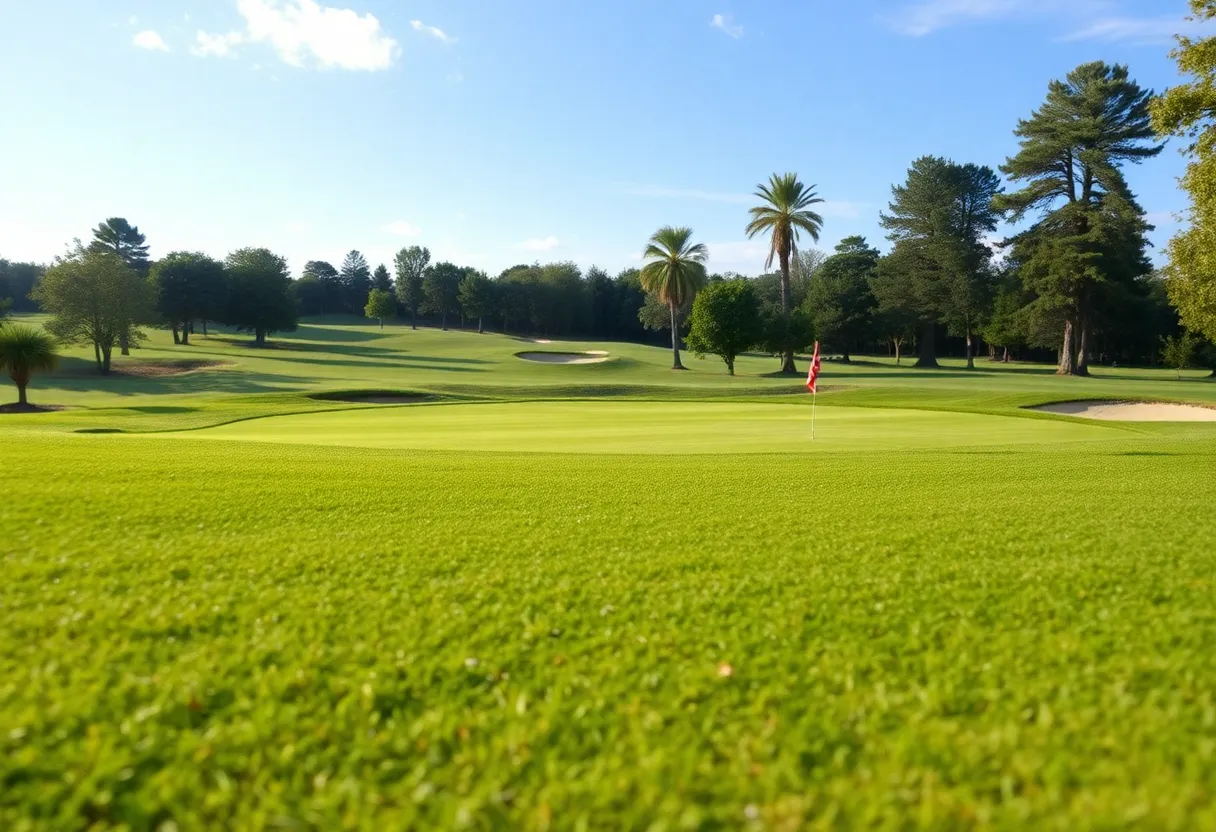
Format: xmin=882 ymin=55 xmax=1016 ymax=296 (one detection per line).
xmin=806 ymin=341 xmax=822 ymax=394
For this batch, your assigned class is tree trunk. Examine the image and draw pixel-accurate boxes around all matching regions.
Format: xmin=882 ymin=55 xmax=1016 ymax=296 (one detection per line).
xmin=778 ymin=248 xmax=797 ymax=374
xmin=17 ymin=382 xmax=27 ymax=406
xmin=411 ymin=308 xmax=418 ymax=330
xmin=255 ymin=328 xmax=266 ymax=346
xmin=101 ymin=346 xmax=112 ymax=375
xmin=478 ymin=316 xmax=484 ymax=334
xmin=1074 ymin=308 xmax=1090 ymax=377
xmin=441 ymin=312 xmax=448 ymax=331
xmin=94 ymin=342 xmax=102 ymax=372
xmin=669 ymin=300 xmax=685 ymax=370
xmin=379 ymin=318 xmax=384 ymax=329
xmin=202 ymin=319 xmax=209 ymax=336
xmin=726 ymin=356 xmax=734 ymax=376
xmin=914 ymin=321 xmax=939 ymax=368
xmin=172 ymin=323 xmax=180 ymax=345
xmin=181 ymin=321 xmax=190 ymax=345
xmin=1003 ymin=347 xmax=1010 ymax=363
xmin=894 ymin=339 xmax=902 ymax=365
xmin=965 ymin=330 xmax=975 ymax=370
xmin=988 ymin=343 xmax=996 ymax=360
xmin=1057 ymin=319 xmax=1074 ymax=375
xmin=120 ymin=331 xmax=130 ymax=356
xmin=841 ymin=351 xmax=851 ymax=364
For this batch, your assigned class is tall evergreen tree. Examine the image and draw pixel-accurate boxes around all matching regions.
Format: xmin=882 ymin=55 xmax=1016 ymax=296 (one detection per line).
xmin=801 ymin=236 xmax=879 ymax=362
xmin=340 ymin=250 xmax=371 ymax=313
xmin=89 ymin=218 xmax=150 ymax=275
xmin=371 ymin=263 xmax=392 ymax=293
xmin=997 ymin=61 xmax=1162 ymax=375
xmin=872 ymin=156 xmax=1002 ymax=368
xmin=394 ymin=246 xmax=430 ymax=329
xmin=1152 ymin=2 xmax=1216 ymax=362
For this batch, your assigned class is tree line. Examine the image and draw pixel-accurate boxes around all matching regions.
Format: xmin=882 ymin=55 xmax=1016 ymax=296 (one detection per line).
xmin=4 ymin=45 xmax=1216 ymax=378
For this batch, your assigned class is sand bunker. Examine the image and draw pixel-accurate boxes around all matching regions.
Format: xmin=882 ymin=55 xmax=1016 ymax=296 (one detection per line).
xmin=517 ymin=351 xmax=611 ymax=365
xmin=1031 ymin=400 xmax=1216 ymax=422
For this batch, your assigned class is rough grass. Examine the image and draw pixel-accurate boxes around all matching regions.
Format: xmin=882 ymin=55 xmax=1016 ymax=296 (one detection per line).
xmin=3 ymin=316 xmax=1216 ymax=828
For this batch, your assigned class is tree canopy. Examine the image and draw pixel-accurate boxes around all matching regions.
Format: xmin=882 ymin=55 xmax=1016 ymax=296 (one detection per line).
xmin=394 ymin=246 xmax=430 ymax=330
xmin=223 ymin=248 xmax=298 ymax=345
xmin=685 ymin=279 xmax=763 ymax=375
xmin=89 ymin=218 xmax=150 ymax=275
xmin=149 ymin=252 xmax=226 ymax=344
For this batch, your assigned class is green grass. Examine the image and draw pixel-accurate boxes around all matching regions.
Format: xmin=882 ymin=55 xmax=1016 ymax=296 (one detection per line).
xmin=3 ymin=316 xmax=1216 ymax=828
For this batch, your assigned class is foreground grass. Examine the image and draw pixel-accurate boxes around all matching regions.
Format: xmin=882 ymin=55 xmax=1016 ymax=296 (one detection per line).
xmin=4 ymin=434 xmax=1216 ymax=829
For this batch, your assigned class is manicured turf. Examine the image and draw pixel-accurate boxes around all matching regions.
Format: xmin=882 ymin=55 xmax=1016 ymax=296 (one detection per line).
xmin=3 ymin=317 xmax=1216 ymax=828
xmin=185 ymin=400 xmax=1124 ymax=453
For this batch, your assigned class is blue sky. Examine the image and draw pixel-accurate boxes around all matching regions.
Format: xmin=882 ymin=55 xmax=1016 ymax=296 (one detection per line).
xmin=0 ymin=0 xmax=1204 ymax=277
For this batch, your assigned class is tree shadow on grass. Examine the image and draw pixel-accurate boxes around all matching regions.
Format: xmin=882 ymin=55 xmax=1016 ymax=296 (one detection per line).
xmin=37 ymin=367 xmax=308 ymax=397
xmin=209 ymin=336 xmax=492 ymax=365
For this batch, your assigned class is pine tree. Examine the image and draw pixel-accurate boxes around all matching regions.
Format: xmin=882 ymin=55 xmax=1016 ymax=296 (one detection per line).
xmin=340 ymin=250 xmax=371 ymax=314
xmin=997 ymin=62 xmax=1162 ymax=375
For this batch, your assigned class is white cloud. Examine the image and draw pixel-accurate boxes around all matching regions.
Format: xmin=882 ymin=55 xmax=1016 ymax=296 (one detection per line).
xmin=133 ymin=30 xmax=170 ymax=52
xmin=383 ymin=220 xmax=421 ymax=237
xmin=1062 ymin=15 xmax=1205 ymax=46
xmin=411 ymin=19 xmax=455 ymax=44
xmin=192 ymin=30 xmax=244 ymax=58
xmin=710 ymin=13 xmax=744 ymax=38
xmin=231 ymin=0 xmax=400 ymax=71
xmin=520 ymin=236 xmax=561 ymax=252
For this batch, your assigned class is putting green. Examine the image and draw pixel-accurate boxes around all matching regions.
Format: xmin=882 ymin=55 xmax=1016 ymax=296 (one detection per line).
xmin=175 ymin=401 xmax=1124 ymax=453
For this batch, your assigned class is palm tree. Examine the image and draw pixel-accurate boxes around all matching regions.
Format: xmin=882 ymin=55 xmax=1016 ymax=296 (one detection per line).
xmin=0 ymin=324 xmax=59 ymax=409
xmin=745 ymin=173 xmax=824 ymax=373
xmin=640 ymin=226 xmax=708 ymax=370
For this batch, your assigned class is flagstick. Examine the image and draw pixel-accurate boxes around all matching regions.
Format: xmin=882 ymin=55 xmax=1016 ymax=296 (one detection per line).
xmin=811 ymin=387 xmax=817 ymax=441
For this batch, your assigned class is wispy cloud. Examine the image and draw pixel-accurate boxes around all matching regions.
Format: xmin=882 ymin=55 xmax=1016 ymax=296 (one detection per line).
xmin=383 ymin=220 xmax=421 ymax=238
xmin=520 ymin=236 xmax=560 ymax=252
xmin=411 ymin=19 xmax=455 ymax=44
xmin=193 ymin=0 xmax=399 ymax=71
xmin=616 ymin=183 xmax=868 ymax=219
xmin=884 ymin=0 xmax=1116 ymax=37
xmin=192 ymin=30 xmax=243 ymax=58
xmin=1062 ymin=15 xmax=1204 ymax=46
xmin=133 ymin=30 xmax=170 ymax=52
xmin=710 ymin=13 xmax=744 ymax=38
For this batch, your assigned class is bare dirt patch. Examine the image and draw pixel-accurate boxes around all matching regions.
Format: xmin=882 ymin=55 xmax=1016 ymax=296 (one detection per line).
xmin=1030 ymin=400 xmax=1216 ymax=422
xmin=517 ymin=351 xmax=611 ymax=365
xmin=113 ymin=360 xmax=232 ymax=378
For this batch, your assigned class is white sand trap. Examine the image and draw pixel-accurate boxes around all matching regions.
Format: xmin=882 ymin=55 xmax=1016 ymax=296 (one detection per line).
xmin=1031 ymin=400 xmax=1216 ymax=422
xmin=517 ymin=350 xmax=611 ymax=365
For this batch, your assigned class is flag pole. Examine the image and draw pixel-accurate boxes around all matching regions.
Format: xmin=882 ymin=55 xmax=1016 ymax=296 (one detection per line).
xmin=811 ymin=387 xmax=817 ymax=440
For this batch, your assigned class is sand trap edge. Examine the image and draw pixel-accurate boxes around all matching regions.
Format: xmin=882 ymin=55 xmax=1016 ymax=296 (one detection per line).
xmin=516 ymin=351 xmax=612 ymax=365
xmin=1028 ymin=400 xmax=1216 ymax=422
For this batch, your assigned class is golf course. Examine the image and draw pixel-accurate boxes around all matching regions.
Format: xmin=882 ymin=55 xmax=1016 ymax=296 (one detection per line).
xmin=4 ymin=319 xmax=1216 ymax=828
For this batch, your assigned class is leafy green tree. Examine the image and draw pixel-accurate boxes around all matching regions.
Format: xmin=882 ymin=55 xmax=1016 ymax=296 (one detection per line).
xmin=223 ymin=248 xmax=298 ymax=346
xmin=1152 ymin=2 xmax=1216 ymax=356
xmin=997 ymin=61 xmax=1162 ymax=375
xmin=148 ymin=252 xmax=226 ymax=344
xmin=340 ymin=250 xmax=371 ymax=313
xmin=89 ymin=218 xmax=150 ymax=274
xmin=372 ymin=263 xmax=392 ymax=293
xmin=1161 ymin=331 xmax=1200 ymax=378
xmin=981 ymin=270 xmax=1028 ymax=362
xmin=0 ymin=260 xmax=44 ymax=313
xmin=685 ymin=279 xmax=763 ymax=375
xmin=302 ymin=260 xmax=342 ymax=315
xmin=872 ymin=156 xmax=1002 ymax=368
xmin=394 ymin=246 xmax=430 ymax=330
xmin=638 ymin=291 xmax=691 ymax=334
xmin=802 ymin=236 xmax=879 ymax=362
xmin=0 ymin=296 xmax=10 ymax=325
xmin=32 ymin=251 xmax=149 ymax=374
xmin=639 ymin=226 xmax=708 ymax=370
xmin=294 ymin=274 xmax=326 ymax=316
xmin=458 ymin=269 xmax=495 ymax=333
xmin=745 ymin=173 xmax=824 ymax=373
xmin=423 ymin=262 xmax=463 ymax=330
xmin=364 ymin=288 xmax=396 ymax=329
xmin=0 ymin=324 xmax=58 ymax=408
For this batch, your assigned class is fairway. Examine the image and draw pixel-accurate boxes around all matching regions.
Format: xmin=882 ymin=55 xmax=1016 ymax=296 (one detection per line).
xmin=185 ymin=400 xmax=1124 ymax=453
xmin=4 ymin=322 xmax=1216 ymax=829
